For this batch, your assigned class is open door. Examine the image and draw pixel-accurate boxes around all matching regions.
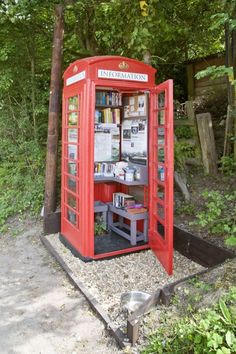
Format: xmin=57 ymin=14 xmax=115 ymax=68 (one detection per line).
xmin=149 ymin=80 xmax=174 ymax=275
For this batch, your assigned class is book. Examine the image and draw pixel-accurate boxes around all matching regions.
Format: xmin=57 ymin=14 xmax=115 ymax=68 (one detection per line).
xmin=96 ymin=91 xmax=122 ymax=107
xmin=113 ymin=193 xmax=133 ymax=209
xmin=127 ymin=207 xmax=147 ymax=214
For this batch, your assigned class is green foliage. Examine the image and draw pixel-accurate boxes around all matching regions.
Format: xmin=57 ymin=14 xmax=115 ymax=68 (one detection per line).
xmin=195 ymin=65 xmax=234 ymax=83
xmin=142 ymin=287 xmax=236 ymax=354
xmin=174 ymin=141 xmax=196 ymax=170
xmin=0 ymin=0 xmax=232 ymax=229
xmin=175 ymin=126 xmax=193 ymax=139
xmin=0 ymin=143 xmax=45 ymax=230
xmin=191 ymin=190 xmax=236 ymax=247
xmin=0 ymin=0 xmax=53 ymax=229
xmin=94 ymin=222 xmax=107 ymax=236
xmin=195 ymin=2 xmax=236 ymax=87
xmin=219 ymin=156 xmax=236 ymax=175
xmin=176 ymin=202 xmax=195 ymax=216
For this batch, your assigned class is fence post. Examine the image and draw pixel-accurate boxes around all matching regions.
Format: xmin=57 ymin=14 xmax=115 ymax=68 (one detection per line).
xmin=196 ymin=113 xmax=218 ymax=174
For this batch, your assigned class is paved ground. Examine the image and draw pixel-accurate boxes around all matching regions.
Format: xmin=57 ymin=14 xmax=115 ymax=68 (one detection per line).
xmin=0 ymin=217 xmax=121 ymax=354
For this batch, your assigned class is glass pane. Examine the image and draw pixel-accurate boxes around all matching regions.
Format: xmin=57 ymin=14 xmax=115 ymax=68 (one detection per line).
xmin=68 ymin=128 xmax=78 ymax=143
xmin=67 ymin=193 xmax=76 ymax=209
xmin=156 ymin=221 xmax=165 ymax=239
xmin=68 ymin=112 xmax=78 ymax=126
xmin=67 ymin=209 xmax=76 ymax=225
xmin=68 ymin=161 xmax=77 ymax=176
xmin=157 ymin=127 xmax=165 ymax=145
xmin=67 ymin=177 xmax=76 ymax=192
xmin=157 ymin=185 xmax=165 ymax=200
xmin=157 ymin=203 xmax=165 ymax=220
xmin=157 ymin=110 xmax=165 ymax=125
xmin=68 ymin=144 xmax=77 ymax=160
xmin=158 ymin=147 xmax=165 ymax=163
xmin=158 ymin=92 xmax=165 ymax=108
xmin=68 ymin=96 xmax=78 ymax=111
xmin=158 ymin=165 xmax=165 ymax=182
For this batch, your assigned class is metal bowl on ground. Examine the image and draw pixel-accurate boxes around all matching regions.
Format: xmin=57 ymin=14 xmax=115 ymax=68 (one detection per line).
xmin=120 ymin=291 xmax=151 ymax=314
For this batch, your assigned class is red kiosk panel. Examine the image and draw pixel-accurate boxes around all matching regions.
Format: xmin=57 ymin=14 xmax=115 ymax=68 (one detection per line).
xmin=61 ymin=56 xmax=174 ymax=274
xmin=149 ymin=80 xmax=174 ymax=275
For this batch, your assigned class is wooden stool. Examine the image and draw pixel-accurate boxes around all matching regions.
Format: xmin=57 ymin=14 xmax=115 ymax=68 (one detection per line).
xmin=94 ymin=201 xmax=108 ymax=227
xmin=108 ymin=203 xmax=148 ymax=246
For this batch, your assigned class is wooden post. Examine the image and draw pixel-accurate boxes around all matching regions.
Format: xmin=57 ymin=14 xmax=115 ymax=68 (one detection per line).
xmin=185 ymin=100 xmax=201 ymax=152
xmin=44 ymin=4 xmax=64 ymax=216
xmin=223 ymin=105 xmax=233 ymax=156
xmin=232 ymin=27 xmax=236 ymax=161
xmin=196 ymin=113 xmax=218 ymax=174
xmin=186 ymin=64 xmax=195 ymax=100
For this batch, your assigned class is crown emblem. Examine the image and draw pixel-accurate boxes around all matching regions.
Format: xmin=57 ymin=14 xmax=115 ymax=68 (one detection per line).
xmin=73 ymin=65 xmax=78 ymax=73
xmin=119 ymin=61 xmax=129 ymax=70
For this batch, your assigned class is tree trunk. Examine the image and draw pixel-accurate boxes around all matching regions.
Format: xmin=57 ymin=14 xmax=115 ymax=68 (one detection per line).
xmin=232 ymin=28 xmax=236 ymax=161
xmin=225 ymin=22 xmax=232 ymax=105
xmin=31 ymin=55 xmax=36 ymax=139
xmin=143 ymin=50 xmax=152 ymax=65
xmin=44 ymin=4 xmax=64 ymax=215
xmin=174 ymin=172 xmax=190 ymax=202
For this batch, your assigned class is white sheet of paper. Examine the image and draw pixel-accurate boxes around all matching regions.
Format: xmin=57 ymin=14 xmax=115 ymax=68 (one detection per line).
xmin=94 ymin=132 xmax=112 ymax=161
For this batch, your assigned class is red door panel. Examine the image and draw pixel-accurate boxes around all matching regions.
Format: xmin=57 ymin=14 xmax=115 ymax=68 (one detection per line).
xmin=149 ymin=80 xmax=174 ymax=275
xmin=61 ymin=89 xmax=82 ymax=252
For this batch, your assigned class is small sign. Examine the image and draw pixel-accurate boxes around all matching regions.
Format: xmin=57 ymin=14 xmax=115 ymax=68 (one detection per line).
xmin=66 ymin=70 xmax=86 ymax=86
xmin=98 ymin=69 xmax=148 ymax=82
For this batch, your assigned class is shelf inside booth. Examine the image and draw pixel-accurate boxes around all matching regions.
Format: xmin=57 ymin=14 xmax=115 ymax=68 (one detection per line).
xmin=94 ymin=176 xmax=147 ymax=186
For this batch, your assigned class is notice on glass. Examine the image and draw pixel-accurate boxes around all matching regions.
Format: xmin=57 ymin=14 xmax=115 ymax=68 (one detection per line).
xmin=68 ymin=144 xmax=77 ymax=160
xmin=111 ymin=127 xmax=120 ymax=161
xmin=94 ymin=131 xmax=112 ymax=161
xmin=121 ymin=119 xmax=147 ymax=159
xmin=68 ymin=129 xmax=77 ymax=143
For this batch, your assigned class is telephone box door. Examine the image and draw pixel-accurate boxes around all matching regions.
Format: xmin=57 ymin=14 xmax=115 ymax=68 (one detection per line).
xmin=149 ymin=80 xmax=174 ymax=275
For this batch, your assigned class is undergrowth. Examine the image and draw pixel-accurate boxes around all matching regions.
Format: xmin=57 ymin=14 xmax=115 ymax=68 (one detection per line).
xmin=142 ymin=286 xmax=236 ymax=354
xmin=0 ymin=142 xmax=45 ymax=232
xmin=191 ymin=190 xmax=236 ymax=247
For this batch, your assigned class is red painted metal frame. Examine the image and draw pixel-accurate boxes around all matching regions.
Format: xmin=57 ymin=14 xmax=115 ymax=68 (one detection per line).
xmin=61 ymin=56 xmax=174 ymax=273
xmin=149 ymin=80 xmax=174 ymax=275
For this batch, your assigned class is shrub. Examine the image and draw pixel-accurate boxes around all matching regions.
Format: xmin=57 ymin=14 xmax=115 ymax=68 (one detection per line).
xmin=142 ymin=287 xmax=236 ymax=354
xmin=191 ymin=190 xmax=236 ymax=248
xmin=0 ymin=142 xmax=45 ymax=230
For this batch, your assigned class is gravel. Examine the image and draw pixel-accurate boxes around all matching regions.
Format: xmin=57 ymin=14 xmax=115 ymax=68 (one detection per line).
xmin=45 ymin=233 xmax=204 ymax=329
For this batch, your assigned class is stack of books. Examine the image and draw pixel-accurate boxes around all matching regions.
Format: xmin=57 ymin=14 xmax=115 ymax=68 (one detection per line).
xmin=113 ymin=193 xmax=134 ymax=209
xmin=95 ymin=108 xmax=120 ymax=124
xmin=96 ymin=91 xmax=122 ymax=106
xmin=94 ymin=162 xmax=115 ymax=176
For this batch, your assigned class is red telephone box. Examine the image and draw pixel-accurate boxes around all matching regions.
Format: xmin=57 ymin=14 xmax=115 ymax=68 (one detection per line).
xmin=61 ymin=56 xmax=174 ymax=274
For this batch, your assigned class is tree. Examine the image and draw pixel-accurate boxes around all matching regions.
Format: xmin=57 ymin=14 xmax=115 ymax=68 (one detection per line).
xmin=195 ymin=0 xmax=236 ymax=160
xmin=0 ymin=0 xmax=232 ymax=224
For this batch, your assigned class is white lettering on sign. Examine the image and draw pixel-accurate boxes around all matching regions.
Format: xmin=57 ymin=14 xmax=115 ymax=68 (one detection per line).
xmin=98 ymin=69 xmax=148 ymax=82
xmin=66 ymin=70 xmax=86 ymax=86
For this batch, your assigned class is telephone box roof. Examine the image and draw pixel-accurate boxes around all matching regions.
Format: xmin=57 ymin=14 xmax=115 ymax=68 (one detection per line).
xmin=63 ymin=56 xmax=156 ymax=85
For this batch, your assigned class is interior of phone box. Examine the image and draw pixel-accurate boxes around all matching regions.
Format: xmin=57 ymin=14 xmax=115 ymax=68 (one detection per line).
xmin=93 ymin=87 xmax=150 ymax=255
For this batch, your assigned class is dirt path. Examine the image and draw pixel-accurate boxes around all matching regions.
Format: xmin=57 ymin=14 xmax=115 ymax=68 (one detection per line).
xmin=0 ymin=218 xmax=121 ymax=354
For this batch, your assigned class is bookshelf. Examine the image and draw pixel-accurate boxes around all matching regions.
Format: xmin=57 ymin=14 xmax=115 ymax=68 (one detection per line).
xmin=95 ymin=90 xmax=122 ymax=125
xmin=94 ymin=89 xmax=122 ymax=163
xmin=95 ymin=107 xmax=121 ymax=124
xmin=96 ymin=91 xmax=122 ymax=106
